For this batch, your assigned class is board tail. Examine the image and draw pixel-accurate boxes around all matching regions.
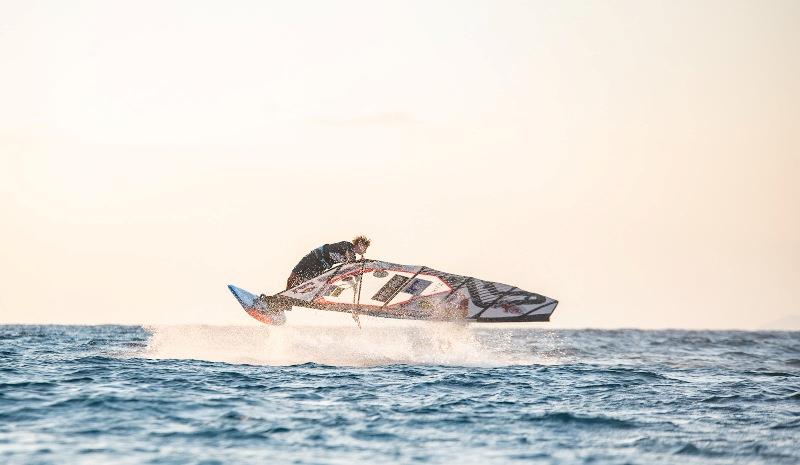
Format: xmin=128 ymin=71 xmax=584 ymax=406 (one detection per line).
xmin=228 ymin=284 xmax=287 ymax=325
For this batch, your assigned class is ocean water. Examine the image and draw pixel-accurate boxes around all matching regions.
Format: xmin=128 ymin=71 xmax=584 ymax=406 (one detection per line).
xmin=1 ymin=324 xmax=798 ymax=465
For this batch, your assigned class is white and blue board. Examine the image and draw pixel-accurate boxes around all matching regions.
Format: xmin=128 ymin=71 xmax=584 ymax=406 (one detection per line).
xmin=227 ymin=284 xmax=287 ymax=325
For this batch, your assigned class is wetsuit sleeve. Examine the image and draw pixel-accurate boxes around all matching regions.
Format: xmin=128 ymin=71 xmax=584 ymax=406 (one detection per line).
xmin=326 ymin=241 xmax=355 ymax=264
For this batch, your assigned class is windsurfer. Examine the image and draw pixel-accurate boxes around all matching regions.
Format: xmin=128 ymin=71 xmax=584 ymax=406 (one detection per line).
xmin=258 ymin=236 xmax=371 ymax=311
xmin=285 ymin=236 xmax=371 ymax=289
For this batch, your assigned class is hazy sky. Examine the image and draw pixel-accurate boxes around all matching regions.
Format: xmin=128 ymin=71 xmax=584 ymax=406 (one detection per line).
xmin=1 ymin=1 xmax=798 ymax=329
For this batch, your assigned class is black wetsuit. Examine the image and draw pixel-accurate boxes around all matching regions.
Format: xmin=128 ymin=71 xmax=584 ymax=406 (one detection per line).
xmin=288 ymin=241 xmax=355 ymax=288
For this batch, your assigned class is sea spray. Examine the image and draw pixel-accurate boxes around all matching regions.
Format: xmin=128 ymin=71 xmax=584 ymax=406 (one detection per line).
xmin=142 ymin=323 xmax=545 ymax=366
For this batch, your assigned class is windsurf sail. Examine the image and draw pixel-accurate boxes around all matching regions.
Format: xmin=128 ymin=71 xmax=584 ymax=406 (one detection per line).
xmin=276 ymin=259 xmax=557 ymax=323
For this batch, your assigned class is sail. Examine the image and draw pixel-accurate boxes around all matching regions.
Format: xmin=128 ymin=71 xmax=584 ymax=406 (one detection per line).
xmin=277 ymin=259 xmax=557 ymax=322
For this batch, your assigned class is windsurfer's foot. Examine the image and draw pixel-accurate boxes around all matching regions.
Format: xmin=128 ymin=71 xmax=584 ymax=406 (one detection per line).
xmin=260 ymin=294 xmax=291 ymax=312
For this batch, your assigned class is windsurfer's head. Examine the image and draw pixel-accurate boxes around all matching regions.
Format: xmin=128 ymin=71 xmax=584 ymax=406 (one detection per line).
xmin=352 ymin=235 xmax=371 ymax=255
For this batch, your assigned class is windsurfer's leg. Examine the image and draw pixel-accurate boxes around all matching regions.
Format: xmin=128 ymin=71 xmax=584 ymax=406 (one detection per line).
xmin=287 ymin=256 xmax=327 ymax=290
xmin=287 ymin=255 xmax=320 ymax=290
xmin=286 ymin=273 xmax=303 ymax=290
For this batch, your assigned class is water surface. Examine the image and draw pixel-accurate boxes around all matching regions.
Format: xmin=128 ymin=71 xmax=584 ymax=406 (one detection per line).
xmin=1 ymin=325 xmax=798 ymax=464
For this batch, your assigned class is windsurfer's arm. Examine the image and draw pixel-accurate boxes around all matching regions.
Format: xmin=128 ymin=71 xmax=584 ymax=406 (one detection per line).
xmin=327 ymin=241 xmax=358 ymax=264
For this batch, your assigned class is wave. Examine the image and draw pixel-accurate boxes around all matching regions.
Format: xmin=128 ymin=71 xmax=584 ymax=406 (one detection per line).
xmin=519 ymin=411 xmax=639 ymax=429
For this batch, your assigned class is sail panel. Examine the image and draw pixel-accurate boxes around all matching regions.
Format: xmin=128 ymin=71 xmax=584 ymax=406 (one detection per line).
xmin=277 ymin=259 xmax=557 ymax=323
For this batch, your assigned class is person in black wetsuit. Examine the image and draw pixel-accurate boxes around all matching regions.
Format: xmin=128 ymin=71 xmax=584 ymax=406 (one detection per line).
xmin=285 ymin=236 xmax=371 ymax=289
xmin=258 ymin=236 xmax=371 ymax=314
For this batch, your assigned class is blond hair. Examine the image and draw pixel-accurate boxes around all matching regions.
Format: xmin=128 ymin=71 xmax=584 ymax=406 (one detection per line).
xmin=352 ymin=235 xmax=371 ymax=248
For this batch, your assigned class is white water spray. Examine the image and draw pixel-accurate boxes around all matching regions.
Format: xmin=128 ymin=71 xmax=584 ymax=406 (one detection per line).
xmin=142 ymin=322 xmax=546 ymax=367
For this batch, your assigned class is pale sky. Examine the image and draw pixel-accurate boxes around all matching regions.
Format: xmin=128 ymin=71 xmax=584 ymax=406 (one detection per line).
xmin=1 ymin=1 xmax=798 ymax=329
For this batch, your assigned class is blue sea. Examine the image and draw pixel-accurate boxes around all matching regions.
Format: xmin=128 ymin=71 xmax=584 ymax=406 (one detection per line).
xmin=1 ymin=324 xmax=798 ymax=464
